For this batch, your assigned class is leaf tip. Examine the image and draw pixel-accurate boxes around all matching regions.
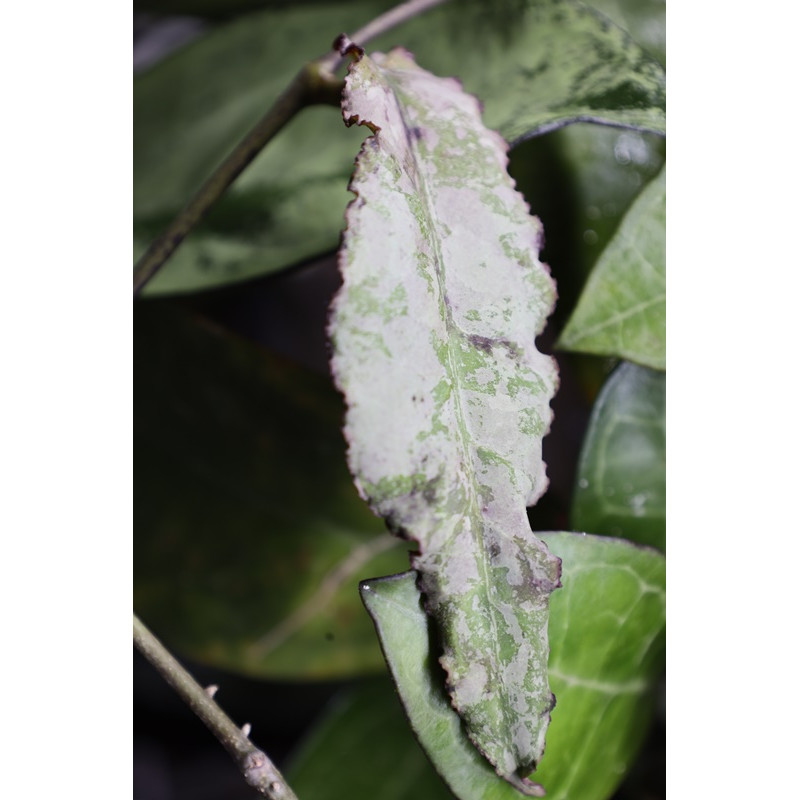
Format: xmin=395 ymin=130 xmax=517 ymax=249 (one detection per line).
xmin=499 ymin=771 xmax=547 ymax=797
xmin=521 ymin=778 xmax=547 ymax=797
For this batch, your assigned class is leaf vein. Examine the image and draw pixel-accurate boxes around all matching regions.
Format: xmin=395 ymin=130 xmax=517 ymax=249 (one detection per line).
xmin=565 ymin=293 xmax=665 ymax=344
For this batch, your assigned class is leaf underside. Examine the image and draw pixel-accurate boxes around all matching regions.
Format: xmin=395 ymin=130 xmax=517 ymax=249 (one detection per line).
xmin=330 ymin=49 xmax=560 ymax=791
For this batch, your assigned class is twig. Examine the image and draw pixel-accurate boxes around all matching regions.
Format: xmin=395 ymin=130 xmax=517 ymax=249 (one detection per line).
xmin=318 ymin=0 xmax=451 ymax=73
xmin=132 ymin=0 xmax=452 ymax=296
xmin=133 ymin=613 xmax=299 ymax=800
xmin=132 ymin=65 xmax=339 ymax=296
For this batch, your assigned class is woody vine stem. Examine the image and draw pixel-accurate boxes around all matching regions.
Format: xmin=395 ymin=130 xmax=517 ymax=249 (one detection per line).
xmin=134 ymin=614 xmax=298 ymax=800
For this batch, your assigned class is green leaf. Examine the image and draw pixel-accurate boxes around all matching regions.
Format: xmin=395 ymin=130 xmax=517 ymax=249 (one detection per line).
xmin=330 ymin=49 xmax=560 ymax=792
xmin=134 ymin=2 xmax=370 ymax=295
xmin=285 ymin=679 xmax=453 ymax=800
xmin=571 ymin=362 xmax=665 ymax=551
xmin=360 ymin=532 xmax=665 ymax=800
xmin=507 ymin=122 xmax=665 ymax=342
xmin=557 ymin=165 xmax=665 ymax=369
xmin=134 ymin=0 xmax=666 ymax=295
xmin=382 ymin=0 xmax=666 ymax=145
xmin=134 ymin=301 xmax=411 ymax=678
xmin=585 ymin=0 xmax=665 ymax=66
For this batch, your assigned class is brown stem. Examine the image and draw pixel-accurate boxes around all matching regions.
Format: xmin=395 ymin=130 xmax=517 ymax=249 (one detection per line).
xmin=132 ymin=65 xmax=340 ymax=296
xmin=133 ymin=613 xmax=299 ymax=800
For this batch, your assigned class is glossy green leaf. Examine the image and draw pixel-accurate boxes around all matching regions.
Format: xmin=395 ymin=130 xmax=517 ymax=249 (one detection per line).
xmin=571 ymin=362 xmax=665 ymax=551
xmin=557 ymin=165 xmax=665 ymax=369
xmin=134 ymin=302 xmax=411 ymax=678
xmin=134 ymin=0 xmax=666 ymax=295
xmin=330 ymin=49 xmax=560 ymax=792
xmin=360 ymin=532 xmax=665 ymax=800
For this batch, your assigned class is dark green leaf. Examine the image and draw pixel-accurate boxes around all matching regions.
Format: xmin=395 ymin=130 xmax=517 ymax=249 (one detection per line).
xmin=558 ymin=165 xmax=665 ymax=368
xmin=585 ymin=0 xmax=665 ymax=65
xmin=134 ymin=2 xmax=371 ymax=295
xmin=360 ymin=532 xmax=665 ymax=800
xmin=571 ymin=362 xmax=665 ymax=551
xmin=134 ymin=301 xmax=410 ymax=678
xmin=390 ymin=0 xmax=666 ymax=145
xmin=285 ymin=679 xmax=453 ymax=800
xmin=135 ymin=0 xmax=666 ymax=295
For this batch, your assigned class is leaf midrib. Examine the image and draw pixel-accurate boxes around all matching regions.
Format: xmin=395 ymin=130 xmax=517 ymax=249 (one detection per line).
xmin=383 ymin=68 xmax=516 ymax=749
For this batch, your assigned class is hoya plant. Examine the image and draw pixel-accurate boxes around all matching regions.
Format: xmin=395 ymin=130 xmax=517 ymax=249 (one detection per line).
xmin=133 ymin=1 xmax=665 ymax=799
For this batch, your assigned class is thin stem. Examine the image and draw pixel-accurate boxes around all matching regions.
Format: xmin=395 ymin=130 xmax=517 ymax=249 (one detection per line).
xmin=318 ymin=0 xmax=451 ymax=73
xmin=132 ymin=65 xmax=339 ymax=296
xmin=133 ymin=613 xmax=299 ymax=800
xmin=132 ymin=0 xmax=452 ymax=296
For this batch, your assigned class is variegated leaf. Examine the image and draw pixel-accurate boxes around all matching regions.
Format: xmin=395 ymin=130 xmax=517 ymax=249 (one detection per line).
xmin=329 ymin=48 xmax=560 ymax=793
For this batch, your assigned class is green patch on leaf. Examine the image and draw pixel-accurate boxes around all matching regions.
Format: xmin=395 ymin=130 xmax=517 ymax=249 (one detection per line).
xmin=572 ymin=361 xmax=665 ymax=551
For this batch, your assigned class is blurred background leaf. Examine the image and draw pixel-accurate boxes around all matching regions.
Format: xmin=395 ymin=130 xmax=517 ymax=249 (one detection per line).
xmin=571 ymin=362 xmax=665 ymax=551
xmin=134 ymin=0 xmax=665 ymax=64
xmin=572 ymin=363 xmax=667 ymax=550
xmin=134 ymin=0 xmax=665 ymax=295
xmin=311 ymin=532 xmax=666 ymax=800
xmin=286 ymin=678 xmax=453 ymax=800
xmin=134 ymin=301 xmax=411 ymax=678
xmin=586 ymin=0 xmax=665 ymax=66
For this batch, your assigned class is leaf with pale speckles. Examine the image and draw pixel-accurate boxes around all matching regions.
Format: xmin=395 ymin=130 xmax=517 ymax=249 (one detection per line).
xmin=330 ymin=49 xmax=560 ymax=793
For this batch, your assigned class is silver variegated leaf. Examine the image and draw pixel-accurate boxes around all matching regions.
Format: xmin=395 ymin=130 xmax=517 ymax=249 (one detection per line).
xmin=329 ymin=48 xmax=560 ymax=793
